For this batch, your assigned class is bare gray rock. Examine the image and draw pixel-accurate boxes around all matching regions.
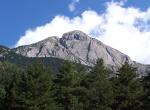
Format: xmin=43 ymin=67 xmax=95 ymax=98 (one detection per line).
xmin=13 ymin=30 xmax=150 ymax=75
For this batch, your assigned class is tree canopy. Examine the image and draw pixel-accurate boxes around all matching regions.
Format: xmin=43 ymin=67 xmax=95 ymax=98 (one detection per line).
xmin=0 ymin=60 xmax=149 ymax=110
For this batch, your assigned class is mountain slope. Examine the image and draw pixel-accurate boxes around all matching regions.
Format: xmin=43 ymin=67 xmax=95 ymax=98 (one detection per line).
xmin=0 ymin=45 xmax=10 ymax=58
xmin=14 ymin=31 xmax=133 ymax=67
xmin=13 ymin=30 xmax=150 ymax=75
xmin=0 ymin=45 xmax=64 ymax=72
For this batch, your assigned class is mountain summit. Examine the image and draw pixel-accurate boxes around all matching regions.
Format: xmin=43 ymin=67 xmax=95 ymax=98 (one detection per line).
xmin=13 ymin=30 xmax=150 ymax=75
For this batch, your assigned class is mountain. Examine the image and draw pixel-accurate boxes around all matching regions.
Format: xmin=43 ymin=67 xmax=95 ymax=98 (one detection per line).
xmin=0 ymin=45 xmax=10 ymax=57
xmin=0 ymin=45 xmax=64 ymax=72
xmin=13 ymin=30 xmax=150 ymax=75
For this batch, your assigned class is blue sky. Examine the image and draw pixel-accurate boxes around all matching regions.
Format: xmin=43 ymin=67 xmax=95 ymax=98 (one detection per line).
xmin=0 ymin=0 xmax=149 ymax=47
xmin=1 ymin=0 xmax=150 ymax=63
xmin=0 ymin=0 xmax=106 ymax=46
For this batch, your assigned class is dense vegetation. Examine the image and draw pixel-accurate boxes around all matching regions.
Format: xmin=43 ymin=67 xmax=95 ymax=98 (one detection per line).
xmin=0 ymin=59 xmax=149 ymax=110
xmin=0 ymin=50 xmax=64 ymax=73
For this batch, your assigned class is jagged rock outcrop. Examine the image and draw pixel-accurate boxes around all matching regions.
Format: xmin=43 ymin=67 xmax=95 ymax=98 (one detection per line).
xmin=13 ymin=30 xmax=150 ymax=75
xmin=0 ymin=45 xmax=10 ymax=58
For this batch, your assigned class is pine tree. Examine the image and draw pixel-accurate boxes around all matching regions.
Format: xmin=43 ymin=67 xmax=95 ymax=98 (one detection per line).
xmin=0 ymin=62 xmax=20 ymax=109
xmin=86 ymin=59 xmax=114 ymax=110
xmin=53 ymin=61 xmax=87 ymax=110
xmin=0 ymin=87 xmax=6 ymax=109
xmin=6 ymin=62 xmax=58 ymax=110
xmin=112 ymin=62 xmax=144 ymax=110
xmin=142 ymin=73 xmax=150 ymax=110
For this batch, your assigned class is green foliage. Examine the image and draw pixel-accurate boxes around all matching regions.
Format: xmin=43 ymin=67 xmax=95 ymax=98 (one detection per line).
xmin=0 ymin=62 xmax=21 ymax=109
xmin=0 ymin=49 xmax=64 ymax=73
xmin=0 ymin=59 xmax=149 ymax=110
xmin=0 ymin=61 xmax=58 ymax=110
xmin=141 ymin=73 xmax=150 ymax=110
xmin=86 ymin=59 xmax=114 ymax=110
xmin=0 ymin=62 xmax=20 ymax=85
xmin=53 ymin=61 xmax=87 ymax=110
xmin=13 ymin=62 xmax=58 ymax=110
xmin=0 ymin=87 xmax=6 ymax=109
xmin=112 ymin=62 xmax=144 ymax=110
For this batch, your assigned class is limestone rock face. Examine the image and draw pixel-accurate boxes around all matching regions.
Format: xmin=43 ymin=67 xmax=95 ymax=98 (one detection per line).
xmin=14 ymin=35 xmax=81 ymax=63
xmin=13 ymin=30 xmax=150 ymax=75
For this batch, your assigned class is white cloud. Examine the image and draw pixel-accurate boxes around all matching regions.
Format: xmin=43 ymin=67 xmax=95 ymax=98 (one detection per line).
xmin=15 ymin=1 xmax=150 ymax=64
xmin=68 ymin=0 xmax=80 ymax=12
xmin=16 ymin=10 xmax=103 ymax=47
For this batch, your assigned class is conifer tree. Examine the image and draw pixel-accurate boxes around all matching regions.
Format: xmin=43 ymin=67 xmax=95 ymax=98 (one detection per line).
xmin=142 ymin=73 xmax=150 ymax=110
xmin=0 ymin=62 xmax=20 ymax=109
xmin=112 ymin=62 xmax=144 ymax=110
xmin=5 ymin=62 xmax=58 ymax=110
xmin=87 ymin=59 xmax=114 ymax=110
xmin=53 ymin=61 xmax=87 ymax=110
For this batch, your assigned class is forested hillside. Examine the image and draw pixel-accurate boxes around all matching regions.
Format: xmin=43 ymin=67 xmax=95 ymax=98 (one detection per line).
xmin=0 ymin=59 xmax=149 ymax=110
xmin=0 ymin=47 xmax=63 ymax=72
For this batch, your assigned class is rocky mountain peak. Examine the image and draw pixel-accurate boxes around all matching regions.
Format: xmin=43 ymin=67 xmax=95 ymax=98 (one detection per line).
xmin=62 ymin=30 xmax=90 ymax=41
xmin=0 ymin=45 xmax=11 ymax=58
xmin=13 ymin=30 xmax=150 ymax=75
xmin=0 ymin=45 xmax=9 ymax=53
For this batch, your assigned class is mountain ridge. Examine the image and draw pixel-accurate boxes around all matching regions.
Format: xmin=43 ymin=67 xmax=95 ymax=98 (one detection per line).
xmin=12 ymin=30 xmax=150 ymax=75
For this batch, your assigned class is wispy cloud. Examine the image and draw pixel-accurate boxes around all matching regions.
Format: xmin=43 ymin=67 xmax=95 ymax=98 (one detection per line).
xmin=68 ymin=0 xmax=80 ymax=12
xmin=15 ymin=1 xmax=150 ymax=64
